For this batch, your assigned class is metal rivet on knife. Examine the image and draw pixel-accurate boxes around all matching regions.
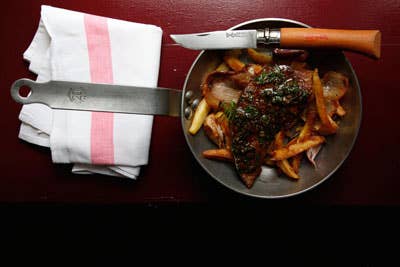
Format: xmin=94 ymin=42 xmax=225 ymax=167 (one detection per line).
xmin=184 ymin=90 xmax=194 ymax=102
xmin=184 ymin=106 xmax=193 ymax=120
xmin=191 ymin=98 xmax=200 ymax=110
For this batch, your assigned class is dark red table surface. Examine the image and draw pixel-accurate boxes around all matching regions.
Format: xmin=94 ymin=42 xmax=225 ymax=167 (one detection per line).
xmin=1 ymin=0 xmax=399 ymax=205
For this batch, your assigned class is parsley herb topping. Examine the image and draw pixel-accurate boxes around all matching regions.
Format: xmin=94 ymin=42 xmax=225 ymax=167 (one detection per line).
xmin=254 ymin=65 xmax=286 ymax=85
xmin=222 ymin=101 xmax=237 ymax=121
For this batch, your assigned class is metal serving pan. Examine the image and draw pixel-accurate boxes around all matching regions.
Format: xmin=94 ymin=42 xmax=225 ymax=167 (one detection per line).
xmin=181 ymin=18 xmax=361 ymax=198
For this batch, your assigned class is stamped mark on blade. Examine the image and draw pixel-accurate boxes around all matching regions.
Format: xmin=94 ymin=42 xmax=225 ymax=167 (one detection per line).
xmin=69 ymin=88 xmax=87 ymax=103
xmin=226 ymin=31 xmax=249 ymax=38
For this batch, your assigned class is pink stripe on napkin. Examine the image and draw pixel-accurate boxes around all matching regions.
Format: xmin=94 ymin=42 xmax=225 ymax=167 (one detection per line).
xmin=84 ymin=14 xmax=115 ymax=165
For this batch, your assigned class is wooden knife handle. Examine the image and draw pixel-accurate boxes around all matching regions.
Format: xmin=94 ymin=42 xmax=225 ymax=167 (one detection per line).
xmin=280 ymin=28 xmax=381 ymax=58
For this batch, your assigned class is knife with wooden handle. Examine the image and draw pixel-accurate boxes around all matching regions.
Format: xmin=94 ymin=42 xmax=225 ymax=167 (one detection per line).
xmin=170 ymin=28 xmax=381 ymax=58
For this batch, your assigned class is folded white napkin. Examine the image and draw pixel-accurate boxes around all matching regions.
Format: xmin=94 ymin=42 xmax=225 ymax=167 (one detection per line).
xmin=19 ymin=5 xmax=163 ymax=179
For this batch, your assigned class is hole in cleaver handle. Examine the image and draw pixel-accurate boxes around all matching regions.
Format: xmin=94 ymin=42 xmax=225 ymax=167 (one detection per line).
xmin=10 ymin=78 xmax=182 ymax=117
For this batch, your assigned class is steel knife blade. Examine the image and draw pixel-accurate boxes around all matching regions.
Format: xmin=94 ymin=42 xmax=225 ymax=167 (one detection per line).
xmin=10 ymin=78 xmax=182 ymax=117
xmin=170 ymin=29 xmax=264 ymax=50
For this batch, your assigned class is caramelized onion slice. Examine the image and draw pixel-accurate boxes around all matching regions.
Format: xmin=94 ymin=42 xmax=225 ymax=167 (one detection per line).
xmin=321 ymin=71 xmax=349 ymax=117
xmin=203 ymin=112 xmax=231 ymax=149
xmin=210 ymin=79 xmax=242 ymax=104
xmin=201 ymin=71 xmax=246 ymax=110
xmin=322 ymin=71 xmax=349 ymax=100
xmin=306 ymin=144 xmax=322 ymax=168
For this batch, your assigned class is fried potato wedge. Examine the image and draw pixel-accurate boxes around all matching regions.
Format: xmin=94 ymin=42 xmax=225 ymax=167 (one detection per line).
xmin=270 ymin=135 xmax=326 ymax=161
xmin=277 ymin=160 xmax=300 ymax=179
xmin=189 ymin=98 xmax=210 ymax=135
xmin=246 ymin=64 xmax=263 ymax=75
xmin=318 ymin=116 xmax=339 ymax=135
xmin=274 ymin=130 xmax=285 ymax=147
xmin=223 ymin=55 xmax=245 ymax=72
xmin=313 ymin=69 xmax=338 ymax=135
xmin=291 ymin=155 xmax=302 ymax=174
xmin=326 ymin=98 xmax=346 ymax=117
xmin=247 ymin=48 xmax=273 ymax=64
xmin=332 ymin=99 xmax=346 ymax=116
xmin=273 ymin=131 xmax=299 ymax=179
xmin=215 ymin=62 xmax=230 ymax=72
xmin=203 ymin=148 xmax=233 ymax=162
xmin=299 ymin=106 xmax=316 ymax=140
xmin=289 ymin=106 xmax=317 ymax=174
xmin=335 ymin=102 xmax=346 ymax=116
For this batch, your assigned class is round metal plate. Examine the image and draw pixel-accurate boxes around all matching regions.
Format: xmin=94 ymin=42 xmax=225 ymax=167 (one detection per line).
xmin=181 ymin=18 xmax=362 ymax=198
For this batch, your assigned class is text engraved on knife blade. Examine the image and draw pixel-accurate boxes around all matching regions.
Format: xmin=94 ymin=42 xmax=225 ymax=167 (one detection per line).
xmin=226 ymin=31 xmax=249 ymax=38
xmin=68 ymin=88 xmax=87 ymax=103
